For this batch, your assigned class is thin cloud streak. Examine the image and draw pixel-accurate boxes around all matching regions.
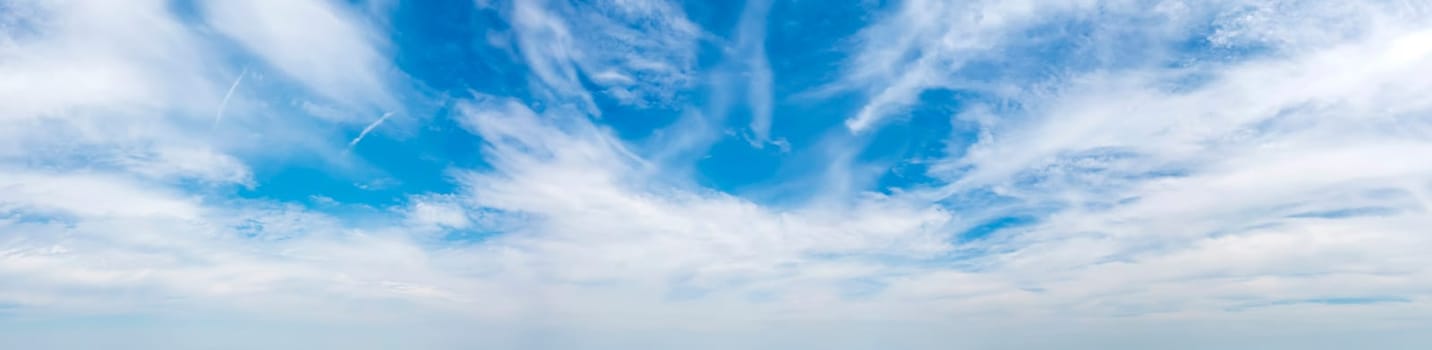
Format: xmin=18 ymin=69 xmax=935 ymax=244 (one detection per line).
xmin=348 ymin=112 xmax=393 ymax=149
xmin=212 ymin=67 xmax=247 ymax=128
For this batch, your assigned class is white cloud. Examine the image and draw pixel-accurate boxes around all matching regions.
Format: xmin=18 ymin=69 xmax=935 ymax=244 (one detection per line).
xmin=886 ymin=0 xmax=1432 ymax=326
xmin=202 ymin=0 xmax=399 ymax=116
xmin=0 ymin=171 xmax=203 ymax=220
xmin=2 ymin=0 xmax=1432 ymax=348
xmin=693 ymin=0 xmax=780 ymax=147
xmin=439 ymin=96 xmax=964 ymax=324
xmin=508 ymin=0 xmax=701 ymax=111
xmin=836 ymin=0 xmax=1101 ymax=132
xmin=0 ymin=0 xmax=461 ymax=327
xmin=403 ymin=194 xmax=473 ymax=230
xmin=0 ymin=0 xmax=255 ymax=187
xmin=347 ymin=112 xmax=394 ymax=148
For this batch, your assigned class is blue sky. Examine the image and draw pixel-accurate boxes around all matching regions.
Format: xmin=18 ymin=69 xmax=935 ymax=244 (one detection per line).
xmin=3 ymin=0 xmax=1432 ymax=349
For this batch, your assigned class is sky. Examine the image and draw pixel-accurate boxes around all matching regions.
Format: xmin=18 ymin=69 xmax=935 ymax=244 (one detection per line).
xmin=2 ymin=0 xmax=1432 ymax=349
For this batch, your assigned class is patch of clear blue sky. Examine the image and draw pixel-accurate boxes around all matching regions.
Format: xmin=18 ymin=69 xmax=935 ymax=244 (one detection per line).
xmin=227 ymin=0 xmax=1271 ymax=242
xmin=957 ymin=215 xmax=1040 ymax=243
xmin=691 ymin=0 xmax=884 ymax=195
xmin=239 ymin=0 xmax=503 ymax=206
xmin=232 ymin=0 xmax=914 ymax=209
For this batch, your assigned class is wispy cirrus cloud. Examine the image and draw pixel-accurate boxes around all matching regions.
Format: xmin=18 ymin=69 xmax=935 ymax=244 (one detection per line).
xmin=878 ymin=0 xmax=1432 ymax=324
xmin=0 ymin=0 xmax=432 ymax=324
xmin=507 ymin=0 xmax=701 ymax=112
xmin=3 ymin=0 xmax=1432 ymax=349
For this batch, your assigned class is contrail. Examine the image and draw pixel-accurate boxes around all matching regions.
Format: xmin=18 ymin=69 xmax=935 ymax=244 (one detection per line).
xmin=213 ymin=67 xmax=247 ymax=127
xmin=348 ymin=112 xmax=394 ymax=149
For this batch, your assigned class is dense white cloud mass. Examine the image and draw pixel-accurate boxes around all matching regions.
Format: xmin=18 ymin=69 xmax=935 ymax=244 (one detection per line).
xmin=2 ymin=0 xmax=1432 ymax=349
